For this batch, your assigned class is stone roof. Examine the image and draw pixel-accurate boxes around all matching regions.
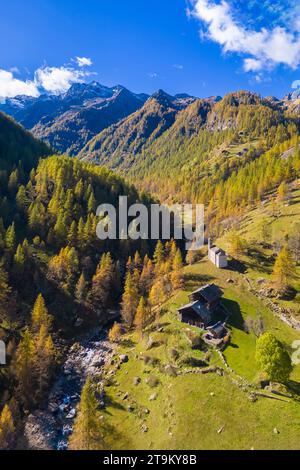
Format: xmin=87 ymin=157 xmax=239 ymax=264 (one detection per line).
xmin=178 ymin=301 xmax=212 ymax=323
xmin=191 ymin=284 xmax=223 ymax=303
xmin=210 ymin=246 xmax=226 ymax=256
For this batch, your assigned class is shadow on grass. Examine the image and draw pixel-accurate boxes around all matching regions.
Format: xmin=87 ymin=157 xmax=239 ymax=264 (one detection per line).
xmin=103 ymin=415 xmax=133 ymax=450
xmin=227 ymin=259 xmax=247 ymax=274
xmin=105 ymin=395 xmax=127 ymax=413
xmin=120 ymin=339 xmax=136 ymax=348
xmin=287 ymin=380 xmax=300 ymax=398
xmin=222 ymin=298 xmax=245 ymax=331
xmin=245 ymin=247 xmax=275 ymax=274
xmin=184 ymin=273 xmax=215 ymax=291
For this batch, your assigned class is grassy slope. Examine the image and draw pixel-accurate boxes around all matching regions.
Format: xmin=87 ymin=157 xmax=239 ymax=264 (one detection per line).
xmin=102 ymin=258 xmax=300 ymax=450
xmin=219 ymin=180 xmax=300 ymax=317
xmin=100 ymin=182 xmax=300 ymax=450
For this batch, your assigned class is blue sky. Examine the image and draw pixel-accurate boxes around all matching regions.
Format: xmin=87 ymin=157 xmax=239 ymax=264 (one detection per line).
xmin=1 ymin=0 xmax=300 ymax=99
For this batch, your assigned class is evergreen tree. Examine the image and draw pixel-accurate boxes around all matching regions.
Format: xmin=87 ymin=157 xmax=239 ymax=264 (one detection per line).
xmin=186 ymin=249 xmax=196 ymax=265
xmin=259 ymin=218 xmax=272 ymax=246
xmin=77 ymin=217 xmax=86 ymax=250
xmin=108 ymin=322 xmax=122 ymax=343
xmin=8 ymin=169 xmax=19 ymax=195
xmin=16 ymin=185 xmax=28 ymax=212
xmin=153 ymin=241 xmax=164 ymax=275
xmin=140 ymin=256 xmax=154 ymax=296
xmin=272 ymin=245 xmax=296 ymax=292
xmin=69 ymin=377 xmax=105 ymax=450
xmin=0 ymin=405 xmax=15 ymax=450
xmin=15 ymin=329 xmax=36 ymax=408
xmin=31 ymin=294 xmax=52 ymax=333
xmin=121 ymin=271 xmax=139 ymax=327
xmin=228 ymin=230 xmax=247 ymax=258
xmin=35 ymin=324 xmax=56 ymax=398
xmin=87 ymin=191 xmax=96 ymax=213
xmin=149 ymin=278 xmax=166 ymax=318
xmin=67 ymin=220 xmax=77 ymax=246
xmin=91 ymin=253 xmax=113 ymax=309
xmin=76 ymin=273 xmax=87 ymax=303
xmin=134 ymin=297 xmax=150 ymax=338
xmin=0 ymin=263 xmax=10 ymax=314
xmin=277 ymin=182 xmax=289 ymax=203
xmin=13 ymin=244 xmax=26 ymax=276
xmin=171 ymin=248 xmax=184 ymax=290
xmin=5 ymin=223 xmax=16 ymax=251
xmin=133 ymin=251 xmax=142 ymax=272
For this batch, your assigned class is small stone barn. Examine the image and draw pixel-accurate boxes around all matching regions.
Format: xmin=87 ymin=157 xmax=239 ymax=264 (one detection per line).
xmin=208 ymin=239 xmax=228 ymax=268
xmin=178 ymin=284 xmax=224 ymax=329
xmin=189 ymin=284 xmax=223 ymax=311
xmin=178 ymin=301 xmax=212 ymax=329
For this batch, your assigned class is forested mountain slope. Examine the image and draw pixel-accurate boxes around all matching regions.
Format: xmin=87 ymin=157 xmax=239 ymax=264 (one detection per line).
xmin=80 ymin=91 xmax=299 ymax=205
xmin=0 ymin=112 xmax=50 ymax=172
xmin=0 ymin=139 xmax=155 ymax=447
xmin=79 ymin=89 xmax=198 ymax=169
xmin=0 ymin=82 xmax=148 ymax=155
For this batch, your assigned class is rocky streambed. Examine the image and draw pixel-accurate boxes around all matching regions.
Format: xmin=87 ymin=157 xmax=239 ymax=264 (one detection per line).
xmin=24 ymin=327 xmax=116 ymax=450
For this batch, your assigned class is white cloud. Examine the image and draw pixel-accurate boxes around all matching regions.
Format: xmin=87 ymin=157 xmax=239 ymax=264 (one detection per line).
xmin=191 ymin=0 xmax=300 ymax=71
xmin=34 ymin=66 xmax=88 ymax=94
xmin=148 ymin=72 xmax=159 ymax=78
xmin=292 ymin=79 xmax=300 ymax=89
xmin=0 ymin=57 xmax=95 ymax=99
xmin=173 ymin=64 xmax=184 ymax=70
xmin=0 ymin=69 xmax=39 ymax=99
xmin=243 ymin=58 xmax=263 ymax=72
xmin=76 ymin=56 xmax=93 ymax=67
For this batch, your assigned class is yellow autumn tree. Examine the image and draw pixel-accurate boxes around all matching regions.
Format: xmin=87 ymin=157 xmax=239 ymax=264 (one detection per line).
xmin=108 ymin=323 xmax=122 ymax=343
xmin=171 ymin=248 xmax=184 ymax=290
xmin=134 ymin=297 xmax=151 ymax=338
xmin=272 ymin=245 xmax=296 ymax=292
xmin=31 ymin=294 xmax=52 ymax=333
xmin=69 ymin=377 xmax=105 ymax=450
xmin=0 ymin=405 xmax=15 ymax=449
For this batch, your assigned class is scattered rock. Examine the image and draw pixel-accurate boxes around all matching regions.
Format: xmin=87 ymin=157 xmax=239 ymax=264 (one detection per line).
xmin=210 ymin=392 xmax=215 ymax=397
xmin=24 ymin=412 xmax=57 ymax=450
xmin=226 ymin=278 xmax=234 ymax=284
xmin=123 ymin=392 xmax=129 ymax=400
xmin=149 ymin=393 xmax=158 ymax=401
xmin=133 ymin=377 xmax=141 ymax=386
xmin=91 ymin=356 xmax=105 ymax=368
xmin=248 ymin=393 xmax=258 ymax=403
xmin=273 ymin=428 xmax=279 ymax=435
xmin=217 ymin=425 xmax=225 ymax=434
xmin=127 ymin=406 xmax=134 ymax=413
xmin=146 ymin=336 xmax=155 ymax=350
xmin=62 ymin=424 xmax=73 ymax=437
xmin=66 ymin=408 xmax=77 ymax=419
xmin=164 ymin=364 xmax=178 ymax=377
xmin=57 ymin=440 xmax=68 ymax=451
xmin=141 ymin=424 xmax=149 ymax=433
xmin=144 ymin=408 xmax=150 ymax=415
xmin=119 ymin=354 xmax=129 ymax=364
